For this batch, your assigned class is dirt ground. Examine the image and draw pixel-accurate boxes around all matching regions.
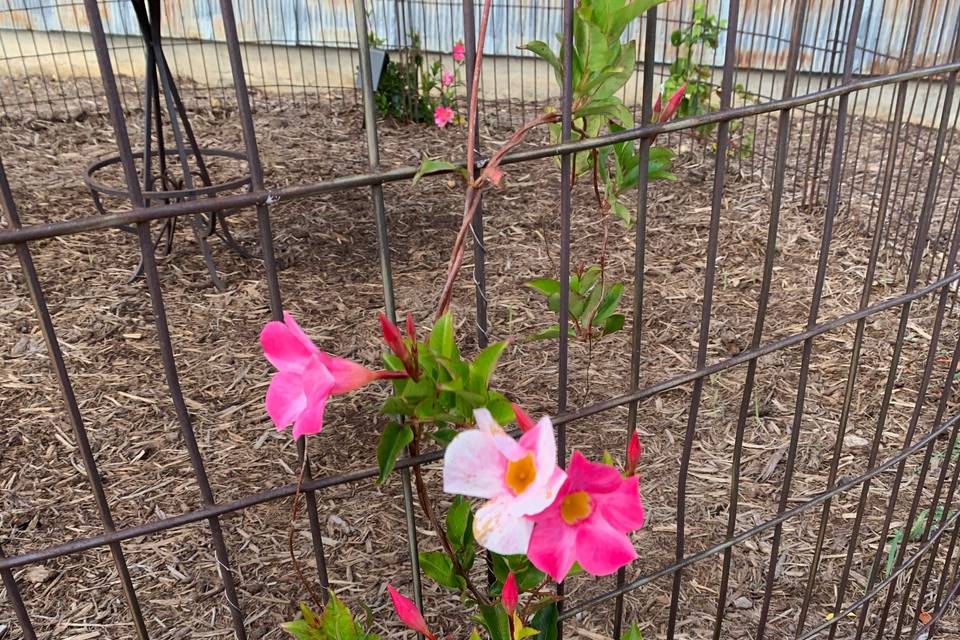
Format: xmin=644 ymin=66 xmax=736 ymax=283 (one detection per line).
xmin=2 ymin=77 xmax=960 ymax=640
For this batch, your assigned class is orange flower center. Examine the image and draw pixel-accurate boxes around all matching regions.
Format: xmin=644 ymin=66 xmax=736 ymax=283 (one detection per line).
xmin=505 ymin=454 xmax=537 ymax=495
xmin=560 ymin=491 xmax=593 ymax=525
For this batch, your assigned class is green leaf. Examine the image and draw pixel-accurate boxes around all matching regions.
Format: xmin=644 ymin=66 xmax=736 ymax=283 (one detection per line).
xmin=621 ymin=623 xmax=644 ymax=640
xmin=419 ymin=551 xmax=463 ymax=590
xmin=477 ymin=603 xmax=511 ymax=640
xmin=381 ymin=396 xmax=413 ymax=416
xmin=530 ymin=603 xmax=559 ymax=640
xmin=446 ymin=495 xmax=474 ymax=550
xmin=602 ymin=313 xmax=626 ymax=336
xmin=574 ymin=96 xmax=634 ymax=127
xmin=429 ymin=313 xmax=459 ymax=360
xmin=430 ymin=427 xmax=458 ymax=446
xmin=486 ymin=394 xmax=516 ymax=425
xmin=323 ymin=591 xmax=360 ymax=640
xmin=530 ymin=325 xmax=577 ymax=341
xmin=609 ymin=0 xmax=667 ymax=39
xmin=376 ymin=423 xmax=413 ymax=484
xmin=413 ymin=158 xmax=462 ymax=186
xmin=520 ymin=40 xmax=563 ymax=87
xmin=595 ymin=283 xmax=624 ymax=324
xmin=602 ymin=450 xmax=615 ymax=465
xmin=284 ymin=618 xmax=322 ymax=639
xmin=526 ymin=278 xmax=562 ymax=297
xmin=469 ymin=341 xmax=508 ymax=394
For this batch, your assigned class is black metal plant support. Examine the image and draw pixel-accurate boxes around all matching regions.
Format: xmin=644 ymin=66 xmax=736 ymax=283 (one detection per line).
xmin=83 ymin=0 xmax=254 ymax=289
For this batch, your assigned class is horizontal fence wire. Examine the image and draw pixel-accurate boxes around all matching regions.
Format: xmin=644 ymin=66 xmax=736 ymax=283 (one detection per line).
xmin=2 ymin=0 xmax=960 ymax=638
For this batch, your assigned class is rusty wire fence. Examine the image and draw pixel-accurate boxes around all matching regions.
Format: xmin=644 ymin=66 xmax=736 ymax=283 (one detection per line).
xmin=2 ymin=0 xmax=960 ymax=638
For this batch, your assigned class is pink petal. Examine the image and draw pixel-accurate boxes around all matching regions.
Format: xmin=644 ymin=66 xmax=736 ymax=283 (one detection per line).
xmin=527 ymin=508 xmax=578 ymax=582
xmin=261 ymin=319 xmax=316 ymax=373
xmin=443 ymin=429 xmax=507 ymax=498
xmin=317 ymin=354 xmax=377 ymax=394
xmin=282 ymin=312 xmax=319 ymax=354
xmin=474 ymin=495 xmax=534 ymax=555
xmin=566 ymin=450 xmax=621 ymax=494
xmin=292 ymin=395 xmax=329 ymax=439
xmin=518 ymin=416 xmax=557 ymax=478
xmin=265 ymin=371 xmax=307 ymax=430
xmin=594 ymin=475 xmax=645 ymax=534
xmin=574 ymin=514 xmax=637 ymax=576
xmin=290 ymin=359 xmax=336 ymax=438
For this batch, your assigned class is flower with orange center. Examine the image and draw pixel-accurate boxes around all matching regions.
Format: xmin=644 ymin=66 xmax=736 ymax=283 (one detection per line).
xmin=527 ymin=451 xmax=646 ymax=582
xmin=443 ymin=408 xmax=567 ymax=555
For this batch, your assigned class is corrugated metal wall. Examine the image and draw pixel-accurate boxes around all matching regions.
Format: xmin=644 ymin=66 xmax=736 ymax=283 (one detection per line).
xmin=0 ymin=0 xmax=957 ymax=74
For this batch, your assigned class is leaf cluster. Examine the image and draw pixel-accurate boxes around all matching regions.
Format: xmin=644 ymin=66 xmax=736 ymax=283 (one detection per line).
xmin=522 ymin=0 xmax=675 ymax=226
xmin=284 ymin=593 xmax=380 ymax=640
xmin=376 ymin=313 xmax=514 ymax=482
xmin=527 ymin=265 xmax=625 ymax=341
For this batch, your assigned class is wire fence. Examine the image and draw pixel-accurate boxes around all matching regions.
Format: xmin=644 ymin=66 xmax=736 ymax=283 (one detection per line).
xmin=2 ymin=0 xmax=960 ymax=638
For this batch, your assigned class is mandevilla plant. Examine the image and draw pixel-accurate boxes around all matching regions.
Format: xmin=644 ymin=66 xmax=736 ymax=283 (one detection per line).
xmin=526 ymin=264 xmax=625 ymax=341
xmin=665 ymin=3 xmax=754 ymax=155
xmin=261 ymin=0 xmax=659 ymax=638
xmin=522 ymin=0 xmax=685 ymax=225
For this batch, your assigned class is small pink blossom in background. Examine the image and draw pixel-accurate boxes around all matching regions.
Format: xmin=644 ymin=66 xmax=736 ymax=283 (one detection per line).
xmin=443 ymin=408 xmax=566 ymax=555
xmin=261 ymin=313 xmax=402 ymax=439
xmin=434 ymin=105 xmax=455 ymax=128
xmin=441 ymin=70 xmax=455 ymax=87
xmin=527 ymin=450 xmax=645 ymax=582
xmin=452 ymin=41 xmax=466 ymax=62
xmin=501 ymin=571 xmax=519 ymax=615
xmin=387 ymin=585 xmax=436 ymax=640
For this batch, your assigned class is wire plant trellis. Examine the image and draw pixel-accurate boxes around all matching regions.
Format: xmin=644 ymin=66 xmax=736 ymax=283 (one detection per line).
xmin=2 ymin=0 xmax=960 ymax=638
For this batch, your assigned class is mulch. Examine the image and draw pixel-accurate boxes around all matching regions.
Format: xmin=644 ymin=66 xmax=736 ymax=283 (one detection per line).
xmin=2 ymin=78 xmax=960 ymax=639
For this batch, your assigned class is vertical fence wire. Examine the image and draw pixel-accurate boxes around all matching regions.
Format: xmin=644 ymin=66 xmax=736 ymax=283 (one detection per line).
xmin=615 ymin=6 xmax=657 ymax=638
xmin=665 ymin=0 xmax=740 ymax=634
xmin=79 ymin=0 xmax=249 ymax=635
xmin=217 ymin=0 xmax=333 ymax=597
xmin=352 ymin=0 xmax=425 ymax=617
xmin=714 ymin=2 xmax=808 ymax=637
xmin=0 ymin=154 xmax=150 ymax=639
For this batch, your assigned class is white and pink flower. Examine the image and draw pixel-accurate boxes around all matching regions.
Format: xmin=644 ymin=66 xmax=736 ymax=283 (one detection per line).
xmin=443 ymin=408 xmax=566 ymax=555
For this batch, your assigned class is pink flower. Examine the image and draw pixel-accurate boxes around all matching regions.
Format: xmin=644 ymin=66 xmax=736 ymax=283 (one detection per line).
xmin=434 ymin=105 xmax=455 ymax=128
xmin=441 ymin=70 xmax=455 ymax=87
xmin=443 ymin=409 xmax=566 ymax=555
xmin=452 ymin=41 xmax=466 ymax=62
xmin=501 ymin=571 xmax=518 ymax=616
xmin=527 ymin=451 xmax=646 ymax=582
xmin=387 ymin=584 xmax=436 ymax=640
xmin=261 ymin=312 xmax=403 ymax=439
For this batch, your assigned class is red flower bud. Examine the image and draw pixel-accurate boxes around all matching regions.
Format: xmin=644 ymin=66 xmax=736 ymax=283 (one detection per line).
xmin=406 ymin=312 xmax=416 ymax=342
xmin=626 ymin=431 xmax=643 ymax=476
xmin=512 ymin=403 xmax=536 ymax=433
xmin=658 ymin=82 xmax=687 ymax=124
xmin=387 ymin=584 xmax=436 ymax=640
xmin=380 ymin=313 xmax=418 ymax=378
xmin=652 ymin=93 xmax=663 ymax=122
xmin=502 ymin=571 xmax=518 ymax=616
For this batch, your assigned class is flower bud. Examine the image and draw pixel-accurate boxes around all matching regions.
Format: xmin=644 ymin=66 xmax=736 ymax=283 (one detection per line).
xmin=626 ymin=431 xmax=643 ymax=476
xmin=380 ymin=313 xmax=417 ymax=378
xmin=502 ymin=571 xmax=519 ymax=616
xmin=658 ymin=82 xmax=687 ymax=124
xmin=512 ymin=403 xmax=536 ymax=433
xmin=387 ymin=584 xmax=436 ymax=640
